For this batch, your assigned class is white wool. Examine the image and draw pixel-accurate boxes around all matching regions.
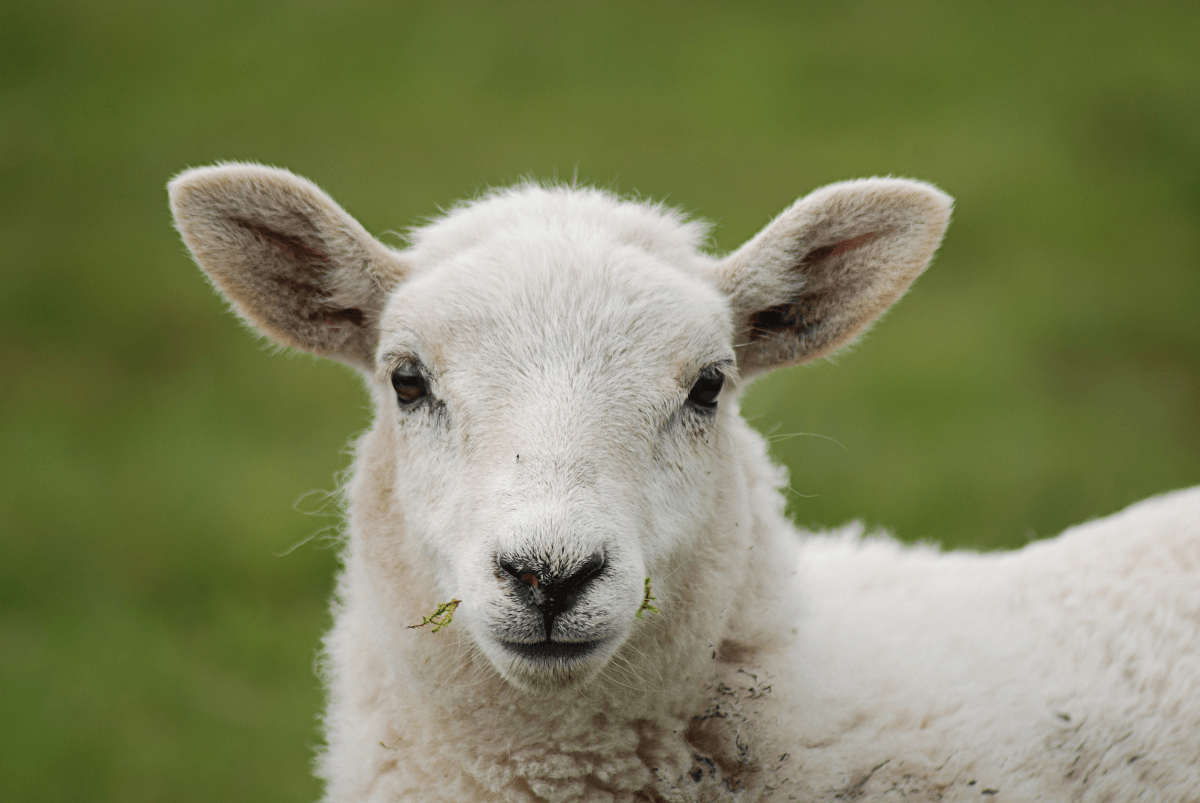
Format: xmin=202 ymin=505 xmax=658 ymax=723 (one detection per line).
xmin=169 ymin=164 xmax=1200 ymax=802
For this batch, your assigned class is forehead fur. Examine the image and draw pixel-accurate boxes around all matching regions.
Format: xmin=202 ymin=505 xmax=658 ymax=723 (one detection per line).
xmin=405 ymin=182 xmax=714 ymax=271
xmin=378 ymin=183 xmax=736 ymax=467
xmin=383 ymin=184 xmax=733 ymax=371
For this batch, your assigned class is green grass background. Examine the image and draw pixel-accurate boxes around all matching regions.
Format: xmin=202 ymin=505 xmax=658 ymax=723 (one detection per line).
xmin=2 ymin=1 xmax=1197 ymax=800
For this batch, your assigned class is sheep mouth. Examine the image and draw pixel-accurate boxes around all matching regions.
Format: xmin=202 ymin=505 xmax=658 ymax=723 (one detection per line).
xmin=498 ymin=638 xmax=608 ymax=663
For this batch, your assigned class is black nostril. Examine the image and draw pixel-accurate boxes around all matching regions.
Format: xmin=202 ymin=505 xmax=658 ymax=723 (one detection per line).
xmin=563 ymin=552 xmax=606 ymax=594
xmin=498 ymin=558 xmax=537 ymax=586
xmin=497 ymin=551 xmax=607 ymax=621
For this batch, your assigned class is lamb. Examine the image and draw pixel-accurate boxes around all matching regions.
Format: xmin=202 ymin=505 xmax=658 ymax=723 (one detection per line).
xmin=169 ymin=163 xmax=1200 ymax=803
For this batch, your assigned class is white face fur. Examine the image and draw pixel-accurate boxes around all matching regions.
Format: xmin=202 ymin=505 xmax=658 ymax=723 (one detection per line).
xmin=375 ymin=213 xmax=737 ymax=688
xmin=169 ymin=164 xmax=951 ymax=691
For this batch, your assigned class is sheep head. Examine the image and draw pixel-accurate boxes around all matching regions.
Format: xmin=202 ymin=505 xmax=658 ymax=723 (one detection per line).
xmin=169 ymin=164 xmax=951 ymax=692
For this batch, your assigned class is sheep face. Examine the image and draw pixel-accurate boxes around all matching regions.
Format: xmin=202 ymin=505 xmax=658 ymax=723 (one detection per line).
xmin=372 ymin=226 xmax=737 ymax=688
xmin=169 ymin=164 xmax=951 ymax=692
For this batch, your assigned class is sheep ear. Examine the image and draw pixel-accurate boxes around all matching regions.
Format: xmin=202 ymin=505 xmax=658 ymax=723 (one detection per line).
xmin=169 ymin=163 xmax=402 ymax=369
xmin=719 ymin=178 xmax=952 ymax=377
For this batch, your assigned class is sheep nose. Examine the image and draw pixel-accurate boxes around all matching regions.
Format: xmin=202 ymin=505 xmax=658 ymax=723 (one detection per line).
xmin=498 ymin=551 xmax=607 ymax=623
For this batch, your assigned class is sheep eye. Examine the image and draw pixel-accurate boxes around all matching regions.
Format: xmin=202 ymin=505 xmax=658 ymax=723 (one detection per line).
xmin=391 ymin=363 xmax=428 ymax=405
xmin=687 ymin=368 xmax=725 ymax=410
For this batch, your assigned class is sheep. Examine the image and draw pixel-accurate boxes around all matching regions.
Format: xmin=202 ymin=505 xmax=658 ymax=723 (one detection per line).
xmin=169 ymin=163 xmax=1200 ymax=803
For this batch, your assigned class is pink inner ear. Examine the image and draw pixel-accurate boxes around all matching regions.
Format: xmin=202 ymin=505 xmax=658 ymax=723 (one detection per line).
xmin=231 ymin=217 xmax=330 ymax=264
xmin=801 ymin=230 xmax=886 ymax=265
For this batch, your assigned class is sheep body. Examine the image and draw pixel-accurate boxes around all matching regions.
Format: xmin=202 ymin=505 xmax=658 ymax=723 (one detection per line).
xmin=168 ymin=165 xmax=1200 ymax=802
xmin=778 ymin=484 xmax=1200 ymax=800
xmin=329 ymin=413 xmax=1200 ymax=803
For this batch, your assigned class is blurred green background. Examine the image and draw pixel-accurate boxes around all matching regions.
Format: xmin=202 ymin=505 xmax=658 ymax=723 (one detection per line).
xmin=2 ymin=0 xmax=1197 ymax=800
